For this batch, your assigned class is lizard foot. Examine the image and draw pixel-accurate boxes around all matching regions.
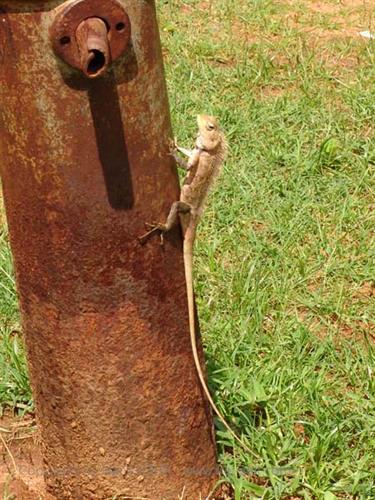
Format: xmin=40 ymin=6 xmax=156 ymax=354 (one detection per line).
xmin=138 ymin=222 xmax=167 ymax=246
xmin=168 ymin=137 xmax=178 ymax=153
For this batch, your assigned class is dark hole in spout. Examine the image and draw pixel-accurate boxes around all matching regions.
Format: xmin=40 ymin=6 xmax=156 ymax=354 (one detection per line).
xmin=87 ymin=50 xmax=106 ymax=76
xmin=116 ymin=22 xmax=125 ymax=32
xmin=60 ymin=35 xmax=71 ymax=45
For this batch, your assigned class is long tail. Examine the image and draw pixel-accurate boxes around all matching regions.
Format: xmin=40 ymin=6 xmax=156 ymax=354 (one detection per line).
xmin=183 ymin=240 xmax=257 ymax=456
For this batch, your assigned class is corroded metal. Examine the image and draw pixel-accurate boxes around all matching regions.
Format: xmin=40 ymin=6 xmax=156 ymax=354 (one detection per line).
xmin=50 ymin=0 xmax=131 ymax=75
xmin=0 ymin=0 xmax=219 ymax=499
xmin=75 ymin=18 xmax=111 ymax=78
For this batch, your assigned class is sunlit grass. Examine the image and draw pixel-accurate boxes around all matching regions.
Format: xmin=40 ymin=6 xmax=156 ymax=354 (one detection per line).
xmin=159 ymin=0 xmax=375 ymax=496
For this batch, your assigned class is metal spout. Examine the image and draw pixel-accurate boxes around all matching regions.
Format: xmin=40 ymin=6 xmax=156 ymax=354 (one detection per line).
xmin=75 ymin=17 xmax=111 ymax=78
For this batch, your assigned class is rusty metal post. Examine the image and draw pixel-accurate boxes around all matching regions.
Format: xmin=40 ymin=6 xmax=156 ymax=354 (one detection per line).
xmin=0 ymin=1 xmax=219 ymax=498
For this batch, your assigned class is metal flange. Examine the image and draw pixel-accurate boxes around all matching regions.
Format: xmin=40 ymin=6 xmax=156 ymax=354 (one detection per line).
xmin=50 ymin=0 xmax=131 ymax=77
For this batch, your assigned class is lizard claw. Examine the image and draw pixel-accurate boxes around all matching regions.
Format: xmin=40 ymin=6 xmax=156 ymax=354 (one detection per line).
xmin=138 ymin=222 xmax=166 ymax=246
xmin=168 ymin=137 xmax=178 ymax=154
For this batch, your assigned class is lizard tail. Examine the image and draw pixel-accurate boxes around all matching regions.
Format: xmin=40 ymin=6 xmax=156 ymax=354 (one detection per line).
xmin=183 ymin=239 xmax=256 ymax=457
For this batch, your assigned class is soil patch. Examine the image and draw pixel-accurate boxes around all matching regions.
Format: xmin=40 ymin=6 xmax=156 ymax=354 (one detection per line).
xmin=0 ymin=413 xmax=51 ymax=499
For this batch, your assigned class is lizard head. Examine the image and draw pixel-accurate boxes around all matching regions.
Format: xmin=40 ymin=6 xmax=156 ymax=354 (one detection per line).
xmin=196 ymin=114 xmax=222 ymax=151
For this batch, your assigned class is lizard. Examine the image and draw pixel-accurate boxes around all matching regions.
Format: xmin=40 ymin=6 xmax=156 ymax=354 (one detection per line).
xmin=139 ymin=115 xmax=256 ymax=455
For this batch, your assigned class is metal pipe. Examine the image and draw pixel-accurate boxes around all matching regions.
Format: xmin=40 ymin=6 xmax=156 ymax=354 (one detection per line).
xmin=75 ymin=18 xmax=111 ymax=78
xmin=0 ymin=0 xmax=219 ymax=498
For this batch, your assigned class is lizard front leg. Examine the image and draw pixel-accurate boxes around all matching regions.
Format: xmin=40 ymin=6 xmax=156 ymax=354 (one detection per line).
xmin=176 ymin=145 xmax=194 ymax=158
xmin=138 ymin=201 xmax=191 ymax=245
xmin=172 ymin=152 xmax=190 ymax=171
xmin=173 ymin=136 xmax=194 ymax=159
xmin=171 ymin=141 xmax=194 ymax=171
xmin=170 ymin=135 xmax=202 ymax=171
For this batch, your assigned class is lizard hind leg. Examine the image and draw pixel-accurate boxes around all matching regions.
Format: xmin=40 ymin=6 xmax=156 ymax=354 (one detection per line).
xmin=138 ymin=201 xmax=191 ymax=245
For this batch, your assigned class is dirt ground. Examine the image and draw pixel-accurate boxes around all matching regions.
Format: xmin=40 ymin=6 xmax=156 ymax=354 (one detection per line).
xmin=2 ymin=413 xmax=235 ymax=500
xmin=0 ymin=413 xmax=51 ymax=500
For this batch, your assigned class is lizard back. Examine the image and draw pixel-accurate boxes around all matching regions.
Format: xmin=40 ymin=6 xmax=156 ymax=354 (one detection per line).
xmin=181 ymin=136 xmax=227 ymax=218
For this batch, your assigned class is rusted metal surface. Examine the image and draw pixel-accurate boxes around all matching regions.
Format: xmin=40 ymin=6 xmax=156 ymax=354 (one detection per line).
xmin=0 ymin=0 xmax=219 ymax=499
xmin=50 ymin=0 xmax=131 ymax=75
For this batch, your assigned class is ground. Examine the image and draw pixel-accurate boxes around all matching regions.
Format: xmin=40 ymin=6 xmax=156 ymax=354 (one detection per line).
xmin=1 ymin=0 xmax=374 ymax=498
xmin=0 ymin=413 xmax=48 ymax=499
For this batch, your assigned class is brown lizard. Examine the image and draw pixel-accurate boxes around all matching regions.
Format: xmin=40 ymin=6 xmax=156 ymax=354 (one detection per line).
xmin=139 ymin=115 xmax=254 ymax=454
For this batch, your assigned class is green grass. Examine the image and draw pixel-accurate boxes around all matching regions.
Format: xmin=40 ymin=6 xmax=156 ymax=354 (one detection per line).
xmin=0 ymin=227 xmax=32 ymax=413
xmin=1 ymin=0 xmax=375 ymax=497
